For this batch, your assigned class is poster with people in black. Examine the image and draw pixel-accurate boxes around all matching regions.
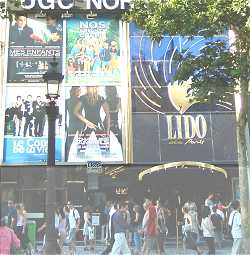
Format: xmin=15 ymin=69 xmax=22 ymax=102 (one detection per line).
xmin=4 ymin=87 xmax=63 ymax=163
xmin=7 ymin=15 xmax=63 ymax=83
xmin=65 ymin=86 xmax=123 ymax=162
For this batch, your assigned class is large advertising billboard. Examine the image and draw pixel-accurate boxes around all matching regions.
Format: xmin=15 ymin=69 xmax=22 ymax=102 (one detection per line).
xmin=7 ymin=15 xmax=63 ymax=83
xmin=3 ymin=87 xmax=63 ymax=163
xmin=3 ymin=16 xmax=125 ymax=164
xmin=66 ymin=18 xmax=121 ymax=85
xmin=130 ymin=24 xmax=237 ymax=164
xmin=65 ymin=86 xmax=123 ymax=162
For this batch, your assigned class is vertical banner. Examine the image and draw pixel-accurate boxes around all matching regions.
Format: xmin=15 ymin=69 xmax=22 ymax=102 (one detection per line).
xmin=66 ymin=18 xmax=120 ymax=85
xmin=3 ymin=87 xmax=63 ymax=163
xmin=7 ymin=15 xmax=63 ymax=83
xmin=65 ymin=86 xmax=123 ymax=162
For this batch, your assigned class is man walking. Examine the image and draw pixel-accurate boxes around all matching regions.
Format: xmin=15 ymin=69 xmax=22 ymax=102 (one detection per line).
xmin=228 ymin=200 xmax=242 ymax=255
xmin=7 ymin=200 xmax=17 ymax=230
xmin=110 ymin=202 xmax=131 ymax=255
xmin=67 ymin=201 xmax=80 ymax=255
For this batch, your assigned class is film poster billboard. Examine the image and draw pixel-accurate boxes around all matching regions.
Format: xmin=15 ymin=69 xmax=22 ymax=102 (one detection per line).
xmin=66 ymin=18 xmax=121 ymax=85
xmin=3 ymin=87 xmax=63 ymax=163
xmin=65 ymin=86 xmax=123 ymax=163
xmin=7 ymin=15 xmax=63 ymax=83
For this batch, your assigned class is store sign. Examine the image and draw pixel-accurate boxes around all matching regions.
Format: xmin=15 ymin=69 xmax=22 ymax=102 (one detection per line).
xmin=22 ymin=0 xmax=130 ymax=10
xmin=166 ymin=114 xmax=207 ymax=145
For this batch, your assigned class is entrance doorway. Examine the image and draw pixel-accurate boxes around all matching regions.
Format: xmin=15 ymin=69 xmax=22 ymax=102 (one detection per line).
xmin=128 ymin=164 xmax=231 ymax=235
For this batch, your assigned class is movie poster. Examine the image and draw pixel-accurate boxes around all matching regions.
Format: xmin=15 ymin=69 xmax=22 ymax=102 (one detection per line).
xmin=7 ymin=15 xmax=63 ymax=83
xmin=65 ymin=86 xmax=123 ymax=162
xmin=66 ymin=19 xmax=121 ymax=85
xmin=3 ymin=87 xmax=63 ymax=163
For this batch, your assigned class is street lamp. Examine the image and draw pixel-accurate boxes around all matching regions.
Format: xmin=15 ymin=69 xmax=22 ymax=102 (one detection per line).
xmin=43 ymin=56 xmax=64 ymax=254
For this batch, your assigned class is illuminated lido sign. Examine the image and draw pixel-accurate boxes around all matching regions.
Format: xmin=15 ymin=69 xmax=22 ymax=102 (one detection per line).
xmin=166 ymin=114 xmax=208 ymax=145
xmin=22 ymin=0 xmax=130 ymax=10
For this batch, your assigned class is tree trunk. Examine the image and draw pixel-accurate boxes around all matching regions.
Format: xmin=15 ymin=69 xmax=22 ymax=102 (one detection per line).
xmin=236 ymin=78 xmax=250 ymax=253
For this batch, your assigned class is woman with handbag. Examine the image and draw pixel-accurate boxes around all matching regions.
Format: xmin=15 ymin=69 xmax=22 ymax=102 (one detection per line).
xmin=0 ymin=216 xmax=20 ymax=255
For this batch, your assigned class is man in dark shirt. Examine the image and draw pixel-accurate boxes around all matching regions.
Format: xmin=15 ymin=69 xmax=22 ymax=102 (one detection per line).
xmin=7 ymin=200 xmax=17 ymax=230
xmin=110 ymin=202 xmax=131 ymax=255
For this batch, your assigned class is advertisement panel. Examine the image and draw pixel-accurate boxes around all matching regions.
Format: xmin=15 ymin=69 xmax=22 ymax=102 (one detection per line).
xmin=65 ymin=86 xmax=123 ymax=162
xmin=3 ymin=87 xmax=63 ymax=163
xmin=130 ymin=24 xmax=237 ymax=164
xmin=7 ymin=15 xmax=63 ymax=83
xmin=66 ymin=18 xmax=121 ymax=85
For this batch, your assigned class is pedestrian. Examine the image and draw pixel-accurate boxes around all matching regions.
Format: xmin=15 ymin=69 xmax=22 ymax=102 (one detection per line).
xmin=101 ymin=202 xmax=117 ymax=255
xmin=156 ymin=200 xmax=168 ymax=254
xmin=201 ymin=206 xmax=216 ymax=255
xmin=58 ymin=207 xmax=67 ymax=255
xmin=110 ymin=202 xmax=131 ymax=255
xmin=205 ymin=192 xmax=215 ymax=210
xmin=7 ymin=200 xmax=17 ymax=230
xmin=0 ymin=216 xmax=20 ymax=255
xmin=66 ymin=201 xmax=80 ymax=255
xmin=124 ymin=202 xmax=131 ymax=243
xmin=141 ymin=199 xmax=160 ymax=255
xmin=16 ymin=203 xmax=34 ymax=253
xmin=83 ymin=206 xmax=95 ymax=251
xmin=211 ymin=205 xmax=224 ymax=248
xmin=182 ymin=205 xmax=202 ymax=255
xmin=131 ymin=204 xmax=142 ymax=255
xmin=228 ymin=200 xmax=242 ymax=255
xmin=15 ymin=203 xmax=26 ymax=249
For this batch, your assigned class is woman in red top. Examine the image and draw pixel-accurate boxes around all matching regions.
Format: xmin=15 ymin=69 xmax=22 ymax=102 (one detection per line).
xmin=0 ymin=217 xmax=20 ymax=255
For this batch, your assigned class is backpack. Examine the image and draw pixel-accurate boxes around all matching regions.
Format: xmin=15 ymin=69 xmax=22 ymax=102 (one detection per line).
xmin=211 ymin=213 xmax=222 ymax=231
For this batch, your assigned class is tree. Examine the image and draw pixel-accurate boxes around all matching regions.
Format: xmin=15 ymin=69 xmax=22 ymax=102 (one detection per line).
xmin=0 ymin=0 xmax=21 ymax=18
xmin=126 ymin=0 xmax=250 ymax=252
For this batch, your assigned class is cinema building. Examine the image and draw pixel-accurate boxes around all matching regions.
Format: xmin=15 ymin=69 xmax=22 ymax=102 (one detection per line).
xmin=0 ymin=0 xmax=239 ymax=231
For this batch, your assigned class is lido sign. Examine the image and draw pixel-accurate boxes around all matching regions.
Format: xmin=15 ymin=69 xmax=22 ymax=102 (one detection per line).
xmin=22 ymin=0 xmax=130 ymax=10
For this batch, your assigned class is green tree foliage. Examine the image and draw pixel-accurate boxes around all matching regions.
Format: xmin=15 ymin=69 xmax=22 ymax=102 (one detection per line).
xmin=0 ymin=0 xmax=22 ymax=18
xmin=126 ymin=0 xmax=250 ymax=253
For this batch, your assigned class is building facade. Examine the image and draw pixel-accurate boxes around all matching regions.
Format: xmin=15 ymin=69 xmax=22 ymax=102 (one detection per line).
xmin=0 ymin=1 xmax=239 ymax=226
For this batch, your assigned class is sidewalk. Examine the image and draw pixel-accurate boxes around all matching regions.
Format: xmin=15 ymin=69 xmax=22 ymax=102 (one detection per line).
xmin=47 ymin=239 xmax=233 ymax=255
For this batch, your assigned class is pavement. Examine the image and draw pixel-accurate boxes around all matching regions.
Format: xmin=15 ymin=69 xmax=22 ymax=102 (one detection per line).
xmin=36 ymin=238 xmax=233 ymax=255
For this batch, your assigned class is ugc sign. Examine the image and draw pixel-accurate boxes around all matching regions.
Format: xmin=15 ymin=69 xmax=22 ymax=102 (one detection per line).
xmin=22 ymin=0 xmax=130 ymax=10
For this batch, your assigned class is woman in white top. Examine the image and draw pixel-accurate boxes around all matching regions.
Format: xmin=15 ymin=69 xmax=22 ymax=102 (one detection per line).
xmin=58 ymin=207 xmax=67 ymax=255
xmin=16 ymin=204 xmax=27 ymax=249
xmin=201 ymin=206 xmax=215 ymax=255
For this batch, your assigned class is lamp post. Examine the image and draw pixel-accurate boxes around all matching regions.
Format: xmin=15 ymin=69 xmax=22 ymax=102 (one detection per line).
xmin=43 ymin=57 xmax=64 ymax=254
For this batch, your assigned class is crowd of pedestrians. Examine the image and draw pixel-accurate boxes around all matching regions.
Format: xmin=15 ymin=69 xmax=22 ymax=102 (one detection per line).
xmin=0 ymin=193 xmax=242 ymax=255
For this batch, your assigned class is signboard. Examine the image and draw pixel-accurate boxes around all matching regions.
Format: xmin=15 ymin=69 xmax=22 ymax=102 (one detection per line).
xmin=130 ymin=24 xmax=237 ymax=164
xmin=65 ymin=86 xmax=123 ymax=163
xmin=3 ymin=87 xmax=63 ymax=163
xmin=7 ymin=15 xmax=63 ymax=83
xmin=3 ymin=15 xmax=125 ymax=164
xmin=21 ymin=0 xmax=130 ymax=10
xmin=87 ymin=161 xmax=103 ymax=174
xmin=66 ymin=18 xmax=121 ymax=85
